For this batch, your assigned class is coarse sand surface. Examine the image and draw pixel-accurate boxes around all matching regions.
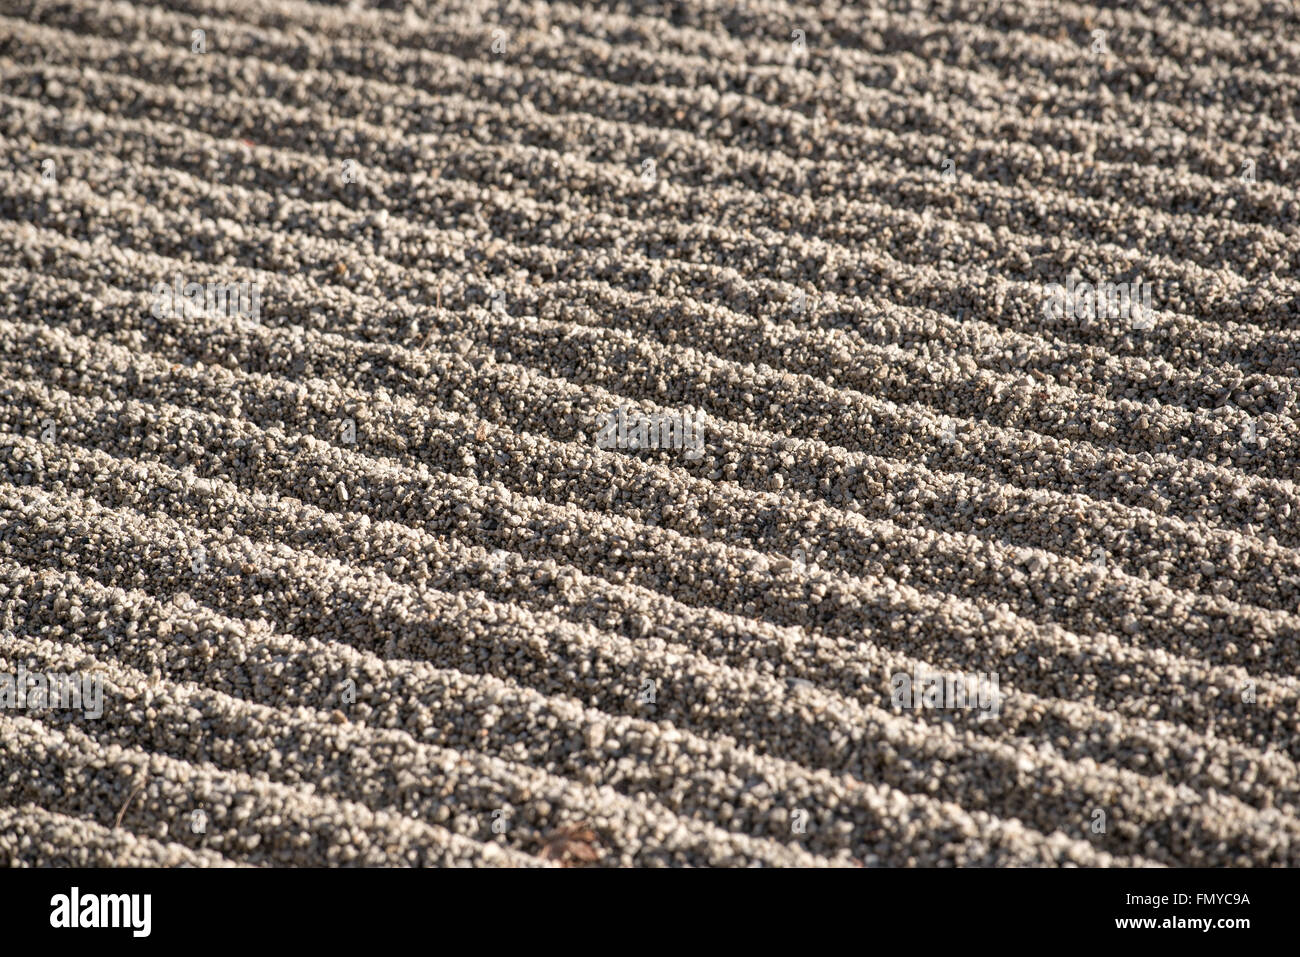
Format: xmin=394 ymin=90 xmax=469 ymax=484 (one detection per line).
xmin=2 ymin=0 xmax=1300 ymax=866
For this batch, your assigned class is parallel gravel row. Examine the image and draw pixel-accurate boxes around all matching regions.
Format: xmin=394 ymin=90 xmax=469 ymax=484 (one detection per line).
xmin=1 ymin=0 xmax=1297 ymax=865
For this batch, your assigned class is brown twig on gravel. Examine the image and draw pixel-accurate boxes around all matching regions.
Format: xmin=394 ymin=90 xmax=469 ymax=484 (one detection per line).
xmin=538 ymin=823 xmax=602 ymax=866
xmin=114 ymin=772 xmax=147 ymax=830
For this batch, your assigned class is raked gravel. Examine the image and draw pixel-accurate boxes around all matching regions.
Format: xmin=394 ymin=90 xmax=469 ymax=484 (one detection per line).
xmin=1 ymin=0 xmax=1299 ymax=866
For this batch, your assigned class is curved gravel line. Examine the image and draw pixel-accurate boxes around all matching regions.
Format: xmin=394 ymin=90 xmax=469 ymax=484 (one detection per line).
xmin=2 ymin=0 xmax=1297 ymax=867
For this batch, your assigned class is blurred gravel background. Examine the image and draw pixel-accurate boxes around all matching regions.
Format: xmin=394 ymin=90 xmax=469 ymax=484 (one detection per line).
xmin=1 ymin=0 xmax=1299 ymax=866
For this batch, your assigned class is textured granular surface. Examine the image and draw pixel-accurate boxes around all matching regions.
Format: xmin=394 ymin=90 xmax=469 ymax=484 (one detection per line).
xmin=1 ymin=0 xmax=1299 ymax=867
